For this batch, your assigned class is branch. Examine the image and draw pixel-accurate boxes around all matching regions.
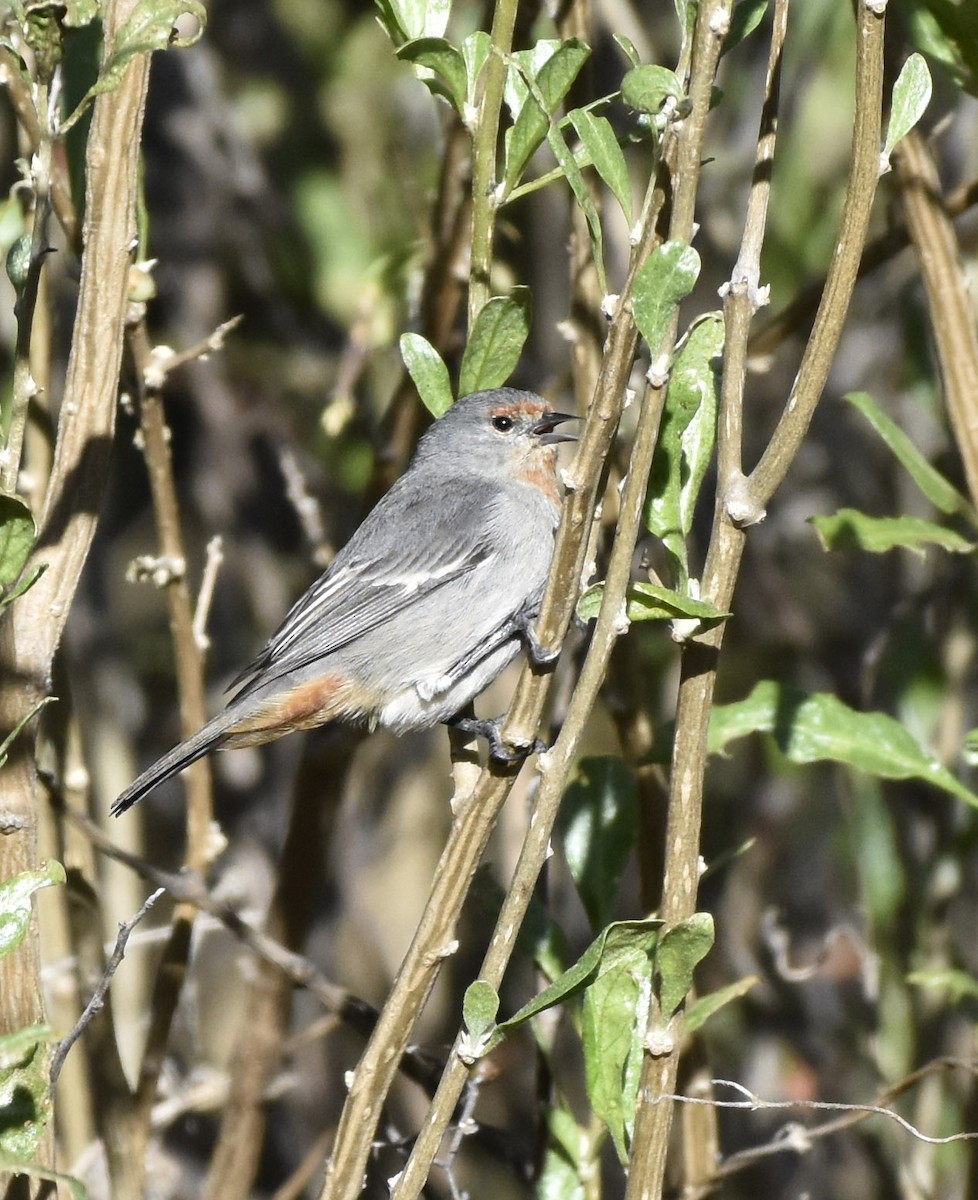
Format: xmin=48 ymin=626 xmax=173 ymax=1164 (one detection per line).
xmin=891 ymin=129 xmax=978 ymax=508
xmin=49 ymin=888 xmax=166 ymax=1088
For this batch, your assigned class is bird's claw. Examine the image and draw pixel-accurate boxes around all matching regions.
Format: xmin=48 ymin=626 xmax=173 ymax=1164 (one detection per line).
xmin=513 ymin=605 xmax=561 ymax=668
xmin=446 ymin=714 xmax=547 ymax=763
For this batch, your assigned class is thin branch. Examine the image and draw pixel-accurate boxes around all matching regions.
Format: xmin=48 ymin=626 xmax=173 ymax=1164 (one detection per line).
xmin=468 ymin=0 xmax=519 ymax=325
xmin=625 ymin=5 xmax=887 ymax=1199
xmin=49 ymin=889 xmax=165 ymax=1088
xmin=744 ymin=1 xmax=887 ymax=512
xmin=891 ymin=129 xmax=978 ymax=508
xmin=1 ymin=84 xmax=53 ymax=496
xmin=660 ymin=1078 xmax=978 ymax=1147
xmin=192 ymin=535 xmax=224 ymax=652
xmin=717 ymin=0 xmax=788 ymax=492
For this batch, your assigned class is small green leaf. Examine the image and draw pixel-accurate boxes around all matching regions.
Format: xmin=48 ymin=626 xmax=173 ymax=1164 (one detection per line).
xmin=0 ymin=564 xmax=46 ymax=617
xmin=399 ymin=332 xmax=454 ymax=417
xmin=568 ymin=109 xmax=632 ymax=225
xmin=811 ymin=509 xmax=974 ymax=556
xmin=655 ymin=913 xmax=714 ymax=1019
xmin=645 ymin=313 xmax=724 ymax=581
xmin=503 ymin=38 xmax=590 ymax=193
xmin=0 ymin=494 xmax=36 ymax=589
xmin=613 ymin=34 xmax=640 ymax=68
xmin=883 ymin=53 xmax=932 ymax=162
xmin=0 ymin=697 xmax=54 ymax=770
xmin=62 ymin=0 xmax=207 ymax=131
xmin=724 ymin=0 xmax=770 ymax=56
xmin=0 ymin=1025 xmax=56 ymax=1072
xmin=582 ymin=925 xmax=657 ymax=1162
xmin=907 ymin=967 xmax=978 ymax=1005
xmin=459 ymin=288 xmax=531 ymax=395
xmin=549 ymin=125 xmax=607 ymax=293
xmin=378 ymin=0 xmax=450 ymax=41
xmin=559 ymin=758 xmax=638 ymax=931
xmin=843 ymin=392 xmax=975 ymax=521
xmin=0 ymin=1155 xmax=85 ymax=1200
xmin=621 ymin=64 xmax=684 ymax=115
xmin=396 ymin=38 xmax=467 ymax=114
xmin=538 ymin=1105 xmax=588 ymax=1200
xmin=462 ymin=980 xmax=500 ymax=1042
xmin=709 ymin=681 xmax=978 ymax=807
xmin=577 ymin=580 xmax=729 ymax=627
xmin=462 ymin=31 xmax=491 ymax=111
xmin=631 ymin=240 xmax=700 ymax=356
xmin=0 ymin=861 xmax=66 ymax=960
xmin=685 ymin=975 xmax=760 ymax=1034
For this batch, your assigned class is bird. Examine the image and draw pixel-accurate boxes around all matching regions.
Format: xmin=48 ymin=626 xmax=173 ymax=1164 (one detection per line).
xmin=112 ymin=388 xmax=575 ymax=815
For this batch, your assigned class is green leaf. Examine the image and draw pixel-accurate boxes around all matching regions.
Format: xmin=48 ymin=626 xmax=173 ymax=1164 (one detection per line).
xmin=843 ymin=392 xmax=975 ymax=521
xmin=0 ymin=494 xmax=35 ymax=589
xmin=462 ymin=980 xmax=500 ymax=1043
xmin=503 ymin=38 xmax=590 ymax=193
xmin=621 ymin=64 xmax=684 ymax=115
xmin=577 ymin=580 xmax=729 ymax=628
xmin=655 ymin=913 xmax=714 ymax=1019
xmin=724 ymin=0 xmax=770 ymax=56
xmin=811 ymin=509 xmax=974 ymax=556
xmin=62 ymin=0 xmax=207 ymax=131
xmin=462 ymin=31 xmax=491 ymax=112
xmin=548 ymin=124 xmax=607 ymax=294
xmin=582 ymin=924 xmax=658 ymax=1162
xmin=645 ymin=313 xmax=724 ymax=581
xmin=503 ymin=40 xmax=562 ymax=121
xmin=709 ymin=681 xmax=978 ymax=807
xmin=498 ymin=919 xmax=662 ymax=1037
xmin=459 ymin=288 xmax=531 ymax=395
xmin=0 ymin=861 xmax=66 ymax=960
xmin=0 ymin=697 xmax=54 ymax=770
xmin=631 ymin=240 xmax=700 ymax=357
xmin=559 ymin=758 xmax=637 ymax=931
xmin=396 ymin=38 xmax=467 ymax=114
xmin=568 ymin=109 xmax=632 ymax=225
xmin=377 ymin=0 xmax=450 ymax=41
xmin=0 ymin=1025 xmax=56 ymax=1072
xmin=883 ymin=53 xmax=932 ymax=162
xmin=613 ymin=34 xmax=641 ymax=68
xmin=63 ymin=0 xmax=99 ymax=26
xmin=895 ymin=0 xmax=978 ymax=97
xmin=538 ymin=1105 xmax=588 ymax=1200
xmin=907 ymin=967 xmax=978 ymax=1005
xmin=685 ymin=975 xmax=760 ymax=1034
xmin=0 ymin=1158 xmax=85 ymax=1200
xmin=399 ymin=332 xmax=454 ymax=417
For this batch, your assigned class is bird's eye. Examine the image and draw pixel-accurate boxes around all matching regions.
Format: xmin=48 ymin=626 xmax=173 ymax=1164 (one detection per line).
xmin=491 ymin=414 xmax=515 ymax=433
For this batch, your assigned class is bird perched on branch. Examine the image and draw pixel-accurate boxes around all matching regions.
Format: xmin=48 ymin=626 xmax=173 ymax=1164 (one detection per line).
xmin=112 ymin=388 xmax=575 ymax=815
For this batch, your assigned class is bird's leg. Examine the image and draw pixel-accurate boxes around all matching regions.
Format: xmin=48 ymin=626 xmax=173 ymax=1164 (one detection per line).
xmin=445 ymin=713 xmax=546 ymax=763
xmin=510 ymin=601 xmax=561 ymax=668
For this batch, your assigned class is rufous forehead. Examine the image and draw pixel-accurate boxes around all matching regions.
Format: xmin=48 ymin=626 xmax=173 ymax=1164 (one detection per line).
xmin=489 ymin=399 xmax=545 ymax=418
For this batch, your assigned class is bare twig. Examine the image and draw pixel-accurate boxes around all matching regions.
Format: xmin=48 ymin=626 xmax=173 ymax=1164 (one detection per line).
xmin=192 ymin=535 xmax=224 ymax=652
xmin=661 ymin=1059 xmax=978 ymax=1198
xmin=49 ymin=889 xmax=165 ymax=1088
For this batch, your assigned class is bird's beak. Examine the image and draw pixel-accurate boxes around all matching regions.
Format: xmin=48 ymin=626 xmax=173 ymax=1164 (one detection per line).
xmin=533 ymin=411 xmax=578 ymax=444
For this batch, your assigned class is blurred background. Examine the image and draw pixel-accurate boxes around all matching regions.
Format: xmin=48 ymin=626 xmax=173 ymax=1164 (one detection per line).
xmin=3 ymin=0 xmax=978 ymax=1195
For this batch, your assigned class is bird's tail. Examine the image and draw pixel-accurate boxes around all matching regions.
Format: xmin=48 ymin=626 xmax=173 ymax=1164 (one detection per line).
xmin=111 ymin=709 xmax=241 ymax=816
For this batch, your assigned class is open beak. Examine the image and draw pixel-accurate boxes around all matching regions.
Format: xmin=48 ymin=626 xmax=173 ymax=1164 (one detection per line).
xmin=532 ymin=411 xmax=578 ymax=445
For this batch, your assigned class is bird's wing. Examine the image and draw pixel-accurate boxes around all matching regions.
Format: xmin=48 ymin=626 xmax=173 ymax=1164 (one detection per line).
xmin=230 ymin=477 xmax=500 ymax=696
